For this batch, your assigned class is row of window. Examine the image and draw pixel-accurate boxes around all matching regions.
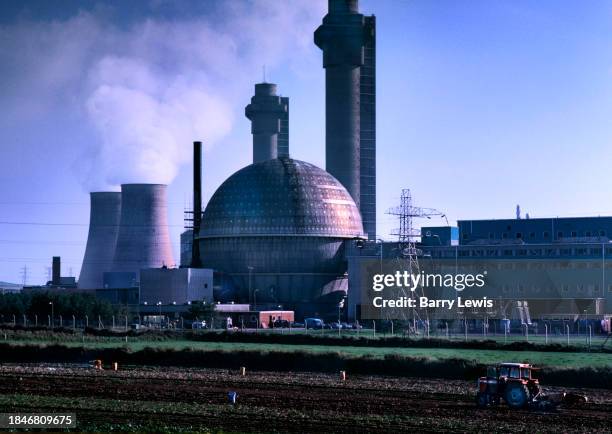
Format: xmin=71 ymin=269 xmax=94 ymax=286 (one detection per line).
xmin=499 ymin=284 xmax=612 ymax=294
xmin=465 ymin=230 xmax=608 ymax=240
xmin=454 ymin=262 xmax=612 ymax=270
xmin=429 ymin=246 xmax=612 ymax=258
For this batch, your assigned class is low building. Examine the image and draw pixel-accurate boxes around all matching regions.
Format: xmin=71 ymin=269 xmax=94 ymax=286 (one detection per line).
xmin=139 ymin=267 xmax=213 ymax=305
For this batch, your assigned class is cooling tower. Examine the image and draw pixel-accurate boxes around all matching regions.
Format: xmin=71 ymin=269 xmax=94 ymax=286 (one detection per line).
xmin=78 ymin=192 xmax=121 ymax=289
xmin=111 ymin=184 xmax=175 ymax=277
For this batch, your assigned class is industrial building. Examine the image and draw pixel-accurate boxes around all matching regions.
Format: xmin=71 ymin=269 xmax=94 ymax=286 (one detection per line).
xmin=346 ymin=216 xmax=612 ymax=327
xmin=420 ymin=217 xmax=612 ymax=315
xmin=139 ymin=267 xmax=213 ymax=306
xmin=198 ymin=157 xmax=364 ymax=316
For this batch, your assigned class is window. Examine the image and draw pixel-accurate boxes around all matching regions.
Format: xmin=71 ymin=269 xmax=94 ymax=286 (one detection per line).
xmin=586 ymin=231 xmax=592 ymax=237
xmin=609 ymin=285 xmax=612 ymax=294
xmin=594 ymin=284 xmax=601 ymax=292
xmin=516 ymin=232 xmax=523 ymax=239
xmin=488 ymin=232 xmax=494 ymax=239
xmin=530 ymin=232 xmax=536 ymax=239
xmin=543 ymin=231 xmax=550 ymax=238
xmin=557 ymin=231 xmax=563 ymax=239
xmin=571 ymin=231 xmax=577 ymax=237
xmin=502 ymin=233 xmax=508 ymax=239
xmin=600 ymin=230 xmax=606 ymax=237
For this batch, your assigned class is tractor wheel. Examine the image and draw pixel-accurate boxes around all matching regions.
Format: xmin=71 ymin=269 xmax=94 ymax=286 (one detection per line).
xmin=476 ymin=392 xmax=489 ymax=408
xmin=505 ymin=384 xmax=529 ymax=409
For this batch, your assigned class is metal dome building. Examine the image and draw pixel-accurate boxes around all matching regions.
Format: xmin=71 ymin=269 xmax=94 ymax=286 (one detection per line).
xmin=199 ymin=157 xmax=364 ymax=305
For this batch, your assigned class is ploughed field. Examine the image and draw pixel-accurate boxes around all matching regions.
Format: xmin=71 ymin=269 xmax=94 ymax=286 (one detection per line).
xmin=0 ymin=365 xmax=610 ymax=433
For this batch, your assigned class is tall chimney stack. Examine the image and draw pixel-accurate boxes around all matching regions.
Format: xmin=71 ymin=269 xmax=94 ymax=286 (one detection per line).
xmin=315 ymin=0 xmax=376 ymax=239
xmin=78 ymin=192 xmax=122 ymax=289
xmin=191 ymin=141 xmax=203 ymax=267
xmin=52 ymin=256 xmax=61 ymax=285
xmin=245 ymin=83 xmax=290 ymax=162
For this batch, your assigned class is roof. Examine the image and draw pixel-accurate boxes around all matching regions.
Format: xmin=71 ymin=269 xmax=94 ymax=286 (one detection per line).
xmin=499 ymin=363 xmax=533 ymax=368
xmin=201 ymin=157 xmax=364 ymax=238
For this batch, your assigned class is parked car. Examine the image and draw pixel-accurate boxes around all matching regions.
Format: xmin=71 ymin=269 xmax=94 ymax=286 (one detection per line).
xmin=305 ymin=318 xmax=324 ymax=329
xmin=191 ymin=320 xmax=207 ymax=329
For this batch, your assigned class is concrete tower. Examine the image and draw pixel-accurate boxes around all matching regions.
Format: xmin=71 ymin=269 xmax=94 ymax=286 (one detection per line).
xmin=315 ymin=0 xmax=376 ymax=239
xmin=78 ymin=192 xmax=121 ymax=289
xmin=111 ymin=184 xmax=175 ymax=278
xmin=245 ymin=82 xmax=290 ymax=162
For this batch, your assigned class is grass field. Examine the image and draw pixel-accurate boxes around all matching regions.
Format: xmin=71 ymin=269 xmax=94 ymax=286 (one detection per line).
xmin=3 ymin=337 xmax=611 ymax=368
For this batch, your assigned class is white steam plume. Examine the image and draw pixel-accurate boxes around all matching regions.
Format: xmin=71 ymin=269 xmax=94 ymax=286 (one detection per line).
xmin=0 ymin=0 xmax=325 ymax=190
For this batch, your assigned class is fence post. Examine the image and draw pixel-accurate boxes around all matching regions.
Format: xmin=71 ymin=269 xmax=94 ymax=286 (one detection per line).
xmin=504 ymin=322 xmax=507 ymax=344
xmin=545 ymin=323 xmax=548 ymax=344
xmin=566 ymin=324 xmax=570 ymax=346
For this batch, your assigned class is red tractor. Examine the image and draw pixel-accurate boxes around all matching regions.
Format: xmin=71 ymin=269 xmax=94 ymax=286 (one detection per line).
xmin=476 ymin=363 xmax=540 ymax=409
xmin=476 ymin=362 xmax=587 ymax=410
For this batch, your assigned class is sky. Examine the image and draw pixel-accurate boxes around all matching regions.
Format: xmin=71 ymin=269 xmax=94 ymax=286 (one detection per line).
xmin=1 ymin=0 xmax=612 ymax=284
